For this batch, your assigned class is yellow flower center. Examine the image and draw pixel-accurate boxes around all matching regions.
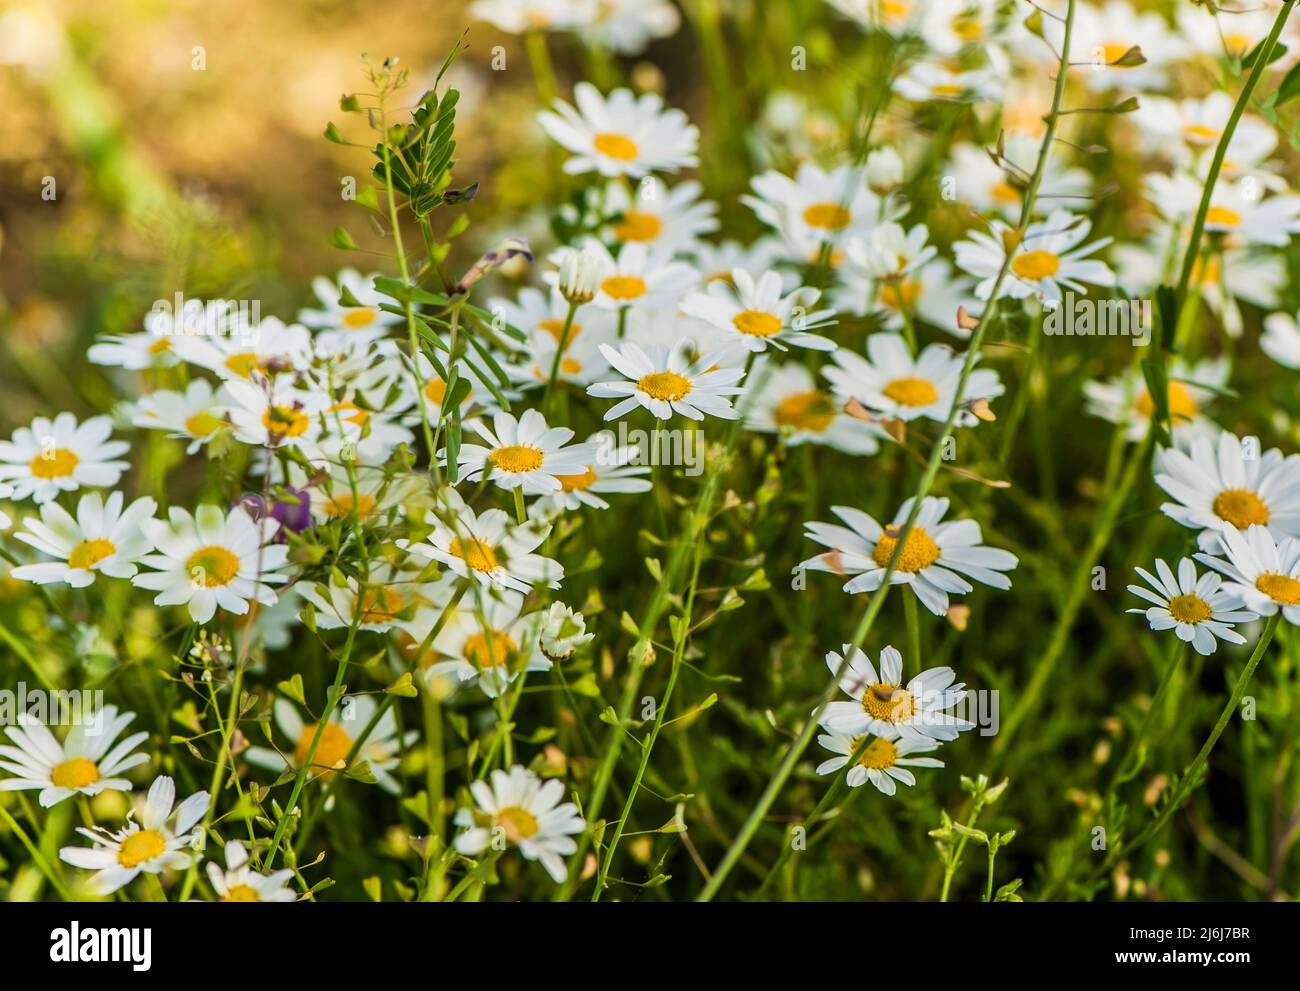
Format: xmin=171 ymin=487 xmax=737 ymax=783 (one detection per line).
xmin=449 ymin=537 xmax=499 ymax=573
xmin=1185 ymin=124 xmax=1221 ymax=143
xmin=732 ymin=310 xmax=782 ymax=338
xmin=117 ymin=829 xmax=168 ymax=869
xmin=342 ymin=308 xmax=378 ymax=328
xmin=29 ymin=448 xmax=79 ymax=479
xmin=186 ymin=545 xmax=241 ymax=588
xmin=802 ymin=202 xmax=852 ymax=230
xmin=67 ymin=538 xmax=116 ymax=571
xmin=224 ymin=884 xmax=261 ymax=902
xmin=931 ymin=83 xmax=965 ymax=96
xmin=262 ymin=405 xmax=309 ymax=440
xmin=1213 ymin=488 xmax=1270 ymax=529
xmin=1224 ymin=32 xmax=1253 ymax=56
xmin=871 ymin=526 xmax=942 ymax=572
xmin=855 ymin=736 xmax=898 ymax=771
xmin=225 ymin=352 xmax=264 ymax=379
xmin=882 ymin=376 xmax=939 ymax=407
xmin=991 ymin=180 xmax=1020 ymax=204
xmin=489 ymin=444 xmax=544 ymax=474
xmin=952 ymin=12 xmax=983 ymax=40
xmin=861 ymin=684 xmax=917 ymax=723
xmin=600 ymin=275 xmax=648 ymax=301
xmin=327 ymin=401 xmax=370 ymax=427
xmin=538 ymin=317 xmax=581 ymax=347
xmin=184 ymin=411 xmax=225 ymax=437
xmin=294 ymin=721 xmax=355 ymax=778
xmin=325 ymin=491 xmax=377 ymax=519
xmin=773 ymin=390 xmax=836 ymax=432
xmin=613 ymin=209 xmax=664 ymax=243
xmin=1011 ymin=249 xmax=1061 ymax=281
xmin=1257 ymin=573 xmax=1300 ymax=606
xmin=879 ymin=279 xmax=922 ymax=311
xmin=1102 ymin=41 xmax=1135 ymax=64
xmin=1135 ymin=382 xmax=1199 ymax=423
xmin=51 ymin=756 xmax=100 ymax=790
xmin=464 ymin=630 xmax=518 ymax=669
xmin=1168 ymin=593 xmax=1213 ymax=624
xmin=1205 ymin=205 xmax=1242 ymax=227
xmin=556 ymin=465 xmax=598 ymax=492
xmin=594 ymin=132 xmax=639 ymax=161
xmin=495 ymin=805 xmax=540 ymax=842
xmin=425 ymin=376 xmax=473 ymax=408
xmin=149 ymin=337 xmax=173 ymax=354
xmin=637 ymin=371 xmax=692 ymax=402
xmin=358 ymin=586 xmax=404 ymax=625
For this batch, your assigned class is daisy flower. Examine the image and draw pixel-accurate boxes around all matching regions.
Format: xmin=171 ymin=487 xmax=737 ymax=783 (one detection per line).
xmin=206 ymin=841 xmax=296 ymax=903
xmin=845 ymin=257 xmax=981 ymax=337
xmin=954 ymin=209 xmax=1114 ymax=303
xmin=59 ymin=775 xmax=208 ymax=896
xmin=1197 ymin=524 xmax=1300 ymax=626
xmin=579 ymin=0 xmax=679 ymax=55
xmin=453 ymin=764 xmax=586 ymax=883
xmin=0 ymin=706 xmax=149 ymax=808
xmin=424 ymin=592 xmax=550 ymax=698
xmin=918 ymin=0 xmax=1004 ymax=54
xmin=10 ymin=491 xmax=157 ymax=588
xmin=1155 ymin=431 xmax=1300 ymax=553
xmin=454 ymin=409 xmax=598 ymax=494
xmin=822 ymin=334 xmax=1004 ymax=427
xmin=894 ymin=61 xmax=1001 ymax=103
xmin=1127 ymin=557 xmax=1253 ymax=656
xmin=489 ymin=287 xmax=613 ymax=357
xmin=298 ymin=564 xmax=443 ymax=636
xmin=743 ymin=360 xmax=883 ymax=455
xmin=602 ymin=177 xmax=718 ymax=254
xmin=816 ymin=644 xmax=973 ymax=742
xmin=470 ymin=0 xmax=594 ymax=34
xmin=172 ymin=315 xmax=309 ymax=381
xmin=1262 ymin=311 xmax=1300 ymax=370
xmin=550 ymin=240 xmax=697 ymax=313
xmin=1050 ymin=0 xmax=1188 ymax=92
xmin=0 ymin=413 xmax=130 ymax=504
xmin=219 ymin=378 xmax=330 ymax=450
xmin=86 ymin=298 xmax=238 ymax=370
xmin=537 ymin=82 xmax=699 ymax=178
xmin=693 ymin=238 xmax=788 ymax=288
xmin=815 ymin=727 xmax=944 ymax=796
xmin=824 ymin=0 xmax=918 ymax=35
xmin=298 ymin=268 xmax=403 ymax=333
xmin=1147 ymin=173 xmax=1300 ymax=247
xmin=680 ymin=269 xmax=836 ymax=353
xmin=132 ymin=505 xmax=292 ymax=624
xmin=799 ymin=496 xmax=1019 ymax=616
xmin=743 ymin=162 xmax=885 ymax=263
xmin=1082 ymin=356 xmax=1229 ymax=442
xmin=530 ymin=432 xmax=652 ymax=512
xmin=588 ymin=341 xmax=746 ymax=421
xmin=944 ymin=137 xmax=1092 ymax=220
xmin=1177 ymin=1 xmax=1278 ymax=61
xmin=130 ymin=379 xmax=232 ymax=454
xmin=245 ymin=696 xmax=416 ymax=794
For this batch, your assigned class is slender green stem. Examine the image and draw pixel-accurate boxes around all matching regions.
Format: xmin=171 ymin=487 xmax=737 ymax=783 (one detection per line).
xmin=0 ymin=806 xmax=73 ymax=901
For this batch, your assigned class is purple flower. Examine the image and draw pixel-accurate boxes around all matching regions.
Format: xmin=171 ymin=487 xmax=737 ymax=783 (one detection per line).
xmin=233 ymin=486 xmax=312 ymax=540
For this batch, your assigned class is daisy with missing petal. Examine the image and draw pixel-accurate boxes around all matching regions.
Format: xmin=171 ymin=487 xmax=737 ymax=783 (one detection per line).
xmin=1197 ymin=524 xmax=1300 ymax=626
xmin=454 ymin=764 xmax=586 ymax=883
xmin=1083 ymin=356 xmax=1229 ymax=442
xmin=424 ymin=592 xmax=550 ymax=698
xmin=245 ymin=696 xmax=416 ymax=795
xmin=680 ymin=269 xmax=836 ymax=353
xmin=1155 ymin=431 xmax=1300 ymax=553
xmin=0 ymin=706 xmax=149 ymax=808
xmin=454 ymin=409 xmax=598 ymax=494
xmin=206 ymin=840 xmax=296 ymax=902
xmin=1127 ymin=557 xmax=1253 ymax=656
xmin=799 ymin=496 xmax=1018 ymax=616
xmin=954 ymin=209 xmax=1114 ymax=303
xmin=823 ymin=334 xmax=1003 ymax=428
xmin=538 ymin=82 xmax=699 ymax=178
xmin=11 ymin=491 xmax=157 ymax=588
xmin=0 ymin=413 xmax=130 ymax=505
xmin=130 ymin=379 xmax=232 ymax=454
xmin=815 ymin=727 xmax=944 ymax=796
xmin=132 ymin=505 xmax=292 ymax=624
xmin=744 ymin=360 xmax=883 ymax=456
xmin=816 ymin=645 xmax=973 ymax=742
xmin=59 ymin=775 xmax=208 ymax=895
xmin=588 ymin=342 xmax=745 ymax=421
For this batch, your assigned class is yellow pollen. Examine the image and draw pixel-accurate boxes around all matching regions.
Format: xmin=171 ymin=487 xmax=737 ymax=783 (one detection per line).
xmin=358 ymin=586 xmax=404 ymax=625
xmin=556 ymin=465 xmax=598 ymax=492
xmin=1011 ymin=249 xmax=1061 ymax=281
xmin=149 ymin=337 xmax=173 ymax=354
xmin=594 ymin=132 xmax=639 ymax=161
xmin=600 ymin=275 xmax=647 ymax=301
xmin=952 ymin=13 xmax=983 ymax=40
xmin=1168 ymin=593 xmax=1213 ymax=624
xmin=537 ymin=317 xmax=581 ymax=347
xmin=1257 ymin=573 xmax=1300 ymax=606
xmin=1185 ymin=124 xmax=1221 ymax=143
xmin=51 ymin=756 xmax=100 ymax=790
xmin=495 ymin=805 xmax=540 ymax=842
xmin=294 ymin=721 xmax=354 ymax=778
xmin=883 ymin=376 xmax=939 ymax=407
xmin=991 ymin=181 xmax=1020 ymax=204
xmin=67 ymin=538 xmax=116 ymax=571
xmin=861 ymin=684 xmax=917 ymax=723
xmin=224 ymin=353 xmax=264 ymax=379
xmin=327 ymin=401 xmax=370 ymax=427
xmin=425 ymin=376 xmax=472 ymax=408
xmin=186 ymin=545 xmax=240 ymax=588
xmin=1135 ymin=382 xmax=1199 ymax=423
xmin=802 ymin=202 xmax=852 ymax=230
xmin=464 ymin=630 xmax=518 ymax=669
xmin=1224 ymin=32 xmax=1253 ymax=55
xmin=117 ymin=829 xmax=167 ymax=869
xmin=931 ymin=83 xmax=965 ymax=96
xmin=29 ymin=448 xmax=79 ymax=479
xmin=613 ymin=209 xmax=664 ymax=243
xmin=879 ymin=279 xmax=922 ymax=311
xmin=325 ymin=492 xmax=377 ymax=519
xmin=342 ymin=308 xmax=378 ymax=328
xmin=489 ymin=444 xmax=544 ymax=473
xmin=855 ymin=736 xmax=898 ymax=771
xmin=733 ymin=310 xmax=782 ymax=338
xmin=262 ymin=405 xmax=308 ymax=439
xmin=871 ymin=526 xmax=942 ymax=572
xmin=637 ymin=371 xmax=692 ymax=402
xmin=1205 ymin=205 xmax=1242 ymax=227
xmin=224 ymin=884 xmax=261 ymax=902
xmin=1213 ymin=488 xmax=1270 ymax=529
xmin=773 ymin=390 xmax=836 ymax=432
xmin=449 ymin=537 xmax=499 ymax=573
xmin=184 ymin=411 xmax=225 ymax=437
xmin=1101 ymin=42 xmax=1135 ymax=65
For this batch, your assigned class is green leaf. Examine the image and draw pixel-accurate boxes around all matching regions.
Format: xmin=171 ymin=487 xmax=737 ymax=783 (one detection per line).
xmin=1278 ymin=60 xmax=1300 ymax=106
xmin=329 ymin=226 xmax=357 ymax=250
xmin=385 ymin=672 xmax=419 ymax=698
xmin=323 ymin=121 xmax=346 ymax=144
xmin=277 ymin=674 xmax=306 ymax=707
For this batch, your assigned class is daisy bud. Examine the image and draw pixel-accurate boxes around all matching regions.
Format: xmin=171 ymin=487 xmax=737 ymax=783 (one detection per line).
xmin=540 ymin=601 xmax=594 ymax=660
xmin=865 ymin=147 xmax=903 ymax=194
xmin=558 ymin=246 xmax=607 ymax=304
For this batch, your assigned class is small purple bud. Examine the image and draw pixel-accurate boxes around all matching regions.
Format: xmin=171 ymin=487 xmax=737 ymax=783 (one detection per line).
xmin=272 ymin=485 xmax=313 ymax=536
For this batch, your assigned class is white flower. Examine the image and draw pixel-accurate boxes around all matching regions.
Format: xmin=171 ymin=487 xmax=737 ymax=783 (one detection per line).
xmin=954 ymin=209 xmax=1114 ymax=303
xmin=130 ymin=379 xmax=232 ymax=453
xmin=0 ymin=706 xmax=149 ymax=807
xmin=219 ymin=378 xmax=330 ymax=450
xmin=172 ymin=316 xmax=308 ymax=382
xmin=918 ymin=0 xmax=1003 ymax=54
xmin=298 ymin=268 xmax=404 ymax=333
xmin=1147 ymin=173 xmax=1300 ymax=247
xmin=11 ymin=491 xmax=157 ymax=588
xmin=944 ymin=137 xmax=1092 ymax=220
xmin=1197 ymin=524 xmax=1300 ymax=626
xmin=206 ymin=841 xmax=296 ymax=903
xmin=680 ymin=269 xmax=836 ymax=353
xmin=743 ymin=360 xmax=883 ymax=455
xmin=1262 ymin=311 xmax=1300 ymax=370
xmin=824 ymin=0 xmax=918 ymax=35
xmin=864 ymin=146 xmax=904 ymax=193
xmin=1127 ymin=557 xmax=1253 ymax=656
xmin=822 ymin=334 xmax=1003 ymax=427
xmin=297 ymin=564 xmax=445 ymax=637
xmin=799 ymin=496 xmax=1018 ymax=616
xmin=425 ymin=592 xmax=550 ymax=698
xmin=815 ymin=727 xmax=943 ymax=796
xmin=453 ymin=765 xmax=586 ymax=883
xmin=551 ymin=240 xmax=696 ymax=312
xmin=602 ymin=177 xmax=718 ymax=254
xmin=470 ymin=0 xmax=594 ymax=33
xmin=59 ymin=775 xmax=208 ymax=895
xmin=555 ymin=244 xmax=610 ymax=304
xmin=579 ymin=0 xmax=680 ymax=55
xmin=538 ymin=82 xmax=699 ymax=178
xmin=540 ymin=601 xmax=594 ymax=659
xmin=530 ymin=432 xmax=651 ymax=512
xmin=454 ymin=409 xmax=598 ymax=494
xmin=132 ymin=505 xmax=292 ymax=624
xmin=588 ymin=342 xmax=746 ymax=421
xmin=1083 ymin=356 xmax=1229 ymax=442
xmin=1048 ymin=0 xmax=1189 ymax=92
xmin=894 ymin=61 xmax=1001 ymax=103
xmin=87 ymin=298 xmax=240 ymax=370
xmin=0 ymin=413 xmax=130 ymax=505
xmin=1155 ymin=431 xmax=1300 ymax=553
xmin=816 ymin=645 xmax=973 ymax=742
xmin=743 ymin=162 xmax=888 ymax=263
